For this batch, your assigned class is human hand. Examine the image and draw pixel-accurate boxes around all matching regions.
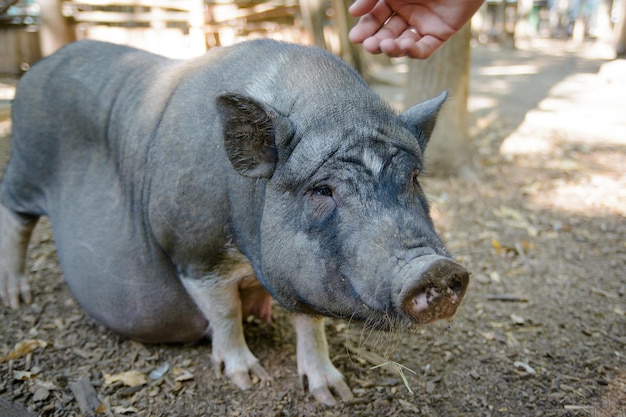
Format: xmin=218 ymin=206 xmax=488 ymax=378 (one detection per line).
xmin=348 ymin=0 xmax=484 ymax=58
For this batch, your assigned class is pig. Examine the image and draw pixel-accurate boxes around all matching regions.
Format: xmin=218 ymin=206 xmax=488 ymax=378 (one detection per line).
xmin=0 ymin=39 xmax=469 ymax=405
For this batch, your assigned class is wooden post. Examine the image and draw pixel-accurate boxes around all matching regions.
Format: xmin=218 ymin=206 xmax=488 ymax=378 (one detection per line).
xmin=330 ymin=0 xmax=363 ymax=73
xmin=403 ymin=24 xmax=474 ymax=178
xmin=38 ymin=0 xmax=75 ymax=56
xmin=299 ymin=0 xmax=326 ymax=48
xmin=188 ymin=0 xmax=206 ymax=55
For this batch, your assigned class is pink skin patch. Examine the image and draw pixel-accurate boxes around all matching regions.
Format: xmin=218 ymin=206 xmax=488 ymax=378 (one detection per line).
xmin=410 ymin=286 xmax=461 ymax=322
xmin=240 ymin=282 xmax=273 ymax=324
xmin=411 ymin=289 xmax=435 ymax=313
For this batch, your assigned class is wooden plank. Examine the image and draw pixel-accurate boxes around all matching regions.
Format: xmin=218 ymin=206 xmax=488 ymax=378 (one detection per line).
xmin=210 ymin=2 xmax=292 ymax=23
xmin=0 ymin=28 xmax=42 ymax=75
xmin=67 ymin=0 xmax=195 ymax=11
xmin=70 ymin=10 xmax=191 ymax=23
xmin=0 ymin=30 xmax=17 ymax=74
xmin=70 ymin=3 xmax=294 ymax=26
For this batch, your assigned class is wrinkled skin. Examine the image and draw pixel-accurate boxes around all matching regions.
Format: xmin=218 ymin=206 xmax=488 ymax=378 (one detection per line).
xmin=0 ymin=39 xmax=469 ymax=405
xmin=259 ymin=120 xmax=454 ymax=326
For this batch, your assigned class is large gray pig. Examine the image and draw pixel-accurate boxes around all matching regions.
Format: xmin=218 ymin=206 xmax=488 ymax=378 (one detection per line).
xmin=0 ymin=39 xmax=469 ymax=405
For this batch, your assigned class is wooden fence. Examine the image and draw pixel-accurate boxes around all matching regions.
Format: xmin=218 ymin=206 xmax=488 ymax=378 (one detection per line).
xmin=1 ymin=0 xmax=360 ymax=74
xmin=0 ymin=27 xmax=41 ymax=75
xmin=64 ymin=0 xmax=208 ymax=58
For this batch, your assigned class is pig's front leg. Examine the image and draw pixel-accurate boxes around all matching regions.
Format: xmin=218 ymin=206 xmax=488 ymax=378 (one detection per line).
xmin=292 ymin=315 xmax=354 ymax=405
xmin=0 ymin=204 xmax=38 ymax=308
xmin=180 ymin=275 xmax=269 ymax=389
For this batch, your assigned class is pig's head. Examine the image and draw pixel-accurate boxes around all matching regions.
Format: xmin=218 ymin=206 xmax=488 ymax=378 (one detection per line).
xmin=216 ymin=89 xmax=469 ymax=330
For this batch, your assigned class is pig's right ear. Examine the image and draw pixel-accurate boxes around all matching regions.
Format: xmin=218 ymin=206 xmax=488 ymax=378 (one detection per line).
xmin=216 ymin=92 xmax=283 ymax=179
xmin=400 ymin=91 xmax=448 ymax=153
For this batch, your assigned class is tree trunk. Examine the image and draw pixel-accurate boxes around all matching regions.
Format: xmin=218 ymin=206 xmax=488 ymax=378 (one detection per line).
xmin=299 ymin=0 xmax=327 ymax=49
xmin=331 ymin=0 xmax=363 ymax=74
xmin=615 ymin=0 xmax=626 ymax=57
xmin=403 ymin=23 xmax=473 ymax=178
xmin=38 ymin=0 xmax=75 ymax=56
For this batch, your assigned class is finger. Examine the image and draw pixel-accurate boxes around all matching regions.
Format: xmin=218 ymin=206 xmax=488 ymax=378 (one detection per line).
xmin=349 ymin=15 xmax=383 ymax=44
xmin=347 ymin=0 xmax=378 ymax=17
xmin=357 ymin=14 xmax=407 ymax=53
xmin=380 ymin=34 xmax=444 ymax=59
xmin=348 ymin=1 xmax=395 ymax=43
xmin=402 ymin=35 xmax=444 ymax=59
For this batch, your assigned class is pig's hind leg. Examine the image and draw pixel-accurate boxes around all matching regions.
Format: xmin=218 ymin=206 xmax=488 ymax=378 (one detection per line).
xmin=0 ymin=203 xmax=38 ymax=308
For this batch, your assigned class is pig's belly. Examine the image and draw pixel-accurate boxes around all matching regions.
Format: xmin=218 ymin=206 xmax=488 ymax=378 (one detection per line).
xmin=46 ymin=188 xmax=210 ymax=343
xmin=58 ymin=238 xmax=209 ymax=343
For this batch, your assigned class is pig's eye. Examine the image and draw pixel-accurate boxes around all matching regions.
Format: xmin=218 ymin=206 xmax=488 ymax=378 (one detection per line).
xmin=411 ymin=170 xmax=421 ymax=186
xmin=312 ymin=186 xmax=333 ymax=198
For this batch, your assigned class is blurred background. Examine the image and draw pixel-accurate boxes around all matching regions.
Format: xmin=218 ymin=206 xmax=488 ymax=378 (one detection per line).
xmin=0 ymin=0 xmax=624 ymax=72
xmin=1 ymin=0 xmax=623 ymax=175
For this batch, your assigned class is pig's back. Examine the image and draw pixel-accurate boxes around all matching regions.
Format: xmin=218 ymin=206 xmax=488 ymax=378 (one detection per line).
xmin=1 ymin=41 xmax=171 ymax=215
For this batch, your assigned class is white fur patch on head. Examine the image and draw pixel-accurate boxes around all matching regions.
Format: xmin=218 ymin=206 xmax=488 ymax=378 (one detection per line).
xmin=362 ymin=148 xmax=384 ymax=176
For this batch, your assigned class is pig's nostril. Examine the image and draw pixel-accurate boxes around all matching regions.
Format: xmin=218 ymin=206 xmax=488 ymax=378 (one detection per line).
xmin=401 ymin=258 xmax=470 ymax=325
xmin=445 ymin=271 xmax=469 ymax=301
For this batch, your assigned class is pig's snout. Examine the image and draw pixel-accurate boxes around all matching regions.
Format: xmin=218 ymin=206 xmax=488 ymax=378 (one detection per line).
xmin=399 ymin=256 xmax=469 ymax=325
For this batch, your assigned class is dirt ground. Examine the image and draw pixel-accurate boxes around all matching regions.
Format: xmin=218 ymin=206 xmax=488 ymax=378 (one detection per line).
xmin=0 ymin=39 xmax=624 ymax=417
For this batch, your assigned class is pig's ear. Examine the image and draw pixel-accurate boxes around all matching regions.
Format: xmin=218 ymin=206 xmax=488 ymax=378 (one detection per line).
xmin=400 ymin=91 xmax=448 ymax=152
xmin=216 ymin=92 xmax=280 ymax=179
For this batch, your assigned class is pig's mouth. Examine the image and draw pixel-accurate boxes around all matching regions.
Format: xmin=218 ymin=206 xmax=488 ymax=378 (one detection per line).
xmin=265 ymin=255 xmax=469 ymax=331
xmin=320 ymin=256 xmax=469 ymax=331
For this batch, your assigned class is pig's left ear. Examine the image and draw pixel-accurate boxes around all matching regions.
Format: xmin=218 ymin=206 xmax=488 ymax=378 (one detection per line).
xmin=400 ymin=91 xmax=448 ymax=153
xmin=216 ymin=92 xmax=289 ymax=179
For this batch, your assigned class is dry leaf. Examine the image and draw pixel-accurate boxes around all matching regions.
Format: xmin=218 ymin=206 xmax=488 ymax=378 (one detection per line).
xmin=398 ymin=399 xmax=419 ymax=413
xmin=492 ymin=207 xmax=538 ymax=237
xmin=492 ymin=239 xmax=503 ymax=255
xmin=510 ymin=313 xmax=525 ymax=325
xmin=172 ymin=367 xmax=194 ymax=382
xmin=36 ymin=381 xmax=58 ymax=390
xmin=32 ymin=387 xmax=50 ymax=402
xmin=0 ymin=339 xmax=48 ymax=363
xmin=112 ymin=406 xmax=138 ymax=414
xmin=13 ymin=370 xmax=38 ymax=380
xmin=514 ymin=361 xmax=536 ymax=375
xmin=103 ymin=370 xmax=146 ymax=387
xmin=149 ymin=362 xmax=169 ymax=380
xmin=489 ymin=271 xmax=501 ymax=283
xmin=493 ymin=206 xmax=524 ymax=221
xmin=481 ymin=331 xmax=496 ymax=341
